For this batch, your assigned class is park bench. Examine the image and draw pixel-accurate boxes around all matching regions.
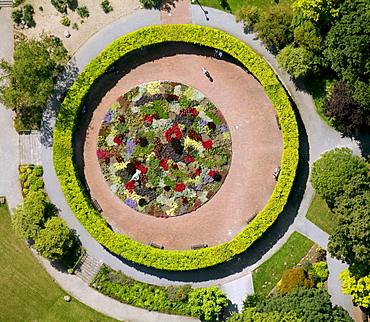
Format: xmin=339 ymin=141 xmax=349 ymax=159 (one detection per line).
xmin=246 ymin=212 xmax=258 ymax=225
xmin=91 ymin=198 xmax=102 ymax=213
xmin=149 ymin=241 xmax=164 ymax=249
xmin=191 ymin=243 xmax=208 ymax=250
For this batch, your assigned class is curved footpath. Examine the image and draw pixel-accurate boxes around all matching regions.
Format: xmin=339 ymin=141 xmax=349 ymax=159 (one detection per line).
xmin=0 ymin=2 xmax=363 ymax=321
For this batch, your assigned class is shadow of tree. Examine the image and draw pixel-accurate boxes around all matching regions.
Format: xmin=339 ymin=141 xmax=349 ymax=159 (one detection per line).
xmin=40 ymin=59 xmax=79 ymax=148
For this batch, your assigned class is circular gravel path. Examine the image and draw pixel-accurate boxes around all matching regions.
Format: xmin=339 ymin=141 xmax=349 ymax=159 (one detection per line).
xmin=82 ymin=43 xmax=283 ymax=250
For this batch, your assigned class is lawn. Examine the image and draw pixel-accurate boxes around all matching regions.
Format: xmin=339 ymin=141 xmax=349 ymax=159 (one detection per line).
xmin=252 ymin=231 xmax=314 ymax=297
xmin=0 ymin=200 xmax=118 ymax=322
xmin=306 ymin=192 xmax=338 ymax=235
xmin=195 ymin=0 xmax=293 ymax=13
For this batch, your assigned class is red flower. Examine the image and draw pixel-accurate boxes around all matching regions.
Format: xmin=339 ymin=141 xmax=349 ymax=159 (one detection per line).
xmin=186 ymin=154 xmax=195 ymax=163
xmin=202 ymin=140 xmax=213 ymax=149
xmin=182 ymin=197 xmax=188 ymax=204
xmin=165 ymin=123 xmax=182 ymax=142
xmin=193 ymin=199 xmax=202 ymax=210
xmin=136 ymin=164 xmax=148 ymax=174
xmin=143 ymin=114 xmax=153 ymax=123
xmin=180 ymin=107 xmax=199 ymax=118
xmin=160 ymin=159 xmax=169 ymax=171
xmin=118 ymin=115 xmax=125 ymax=123
xmin=208 ymin=170 xmax=219 ymax=177
xmin=125 ymin=180 xmax=135 ymax=193
xmin=175 ymin=183 xmax=185 ymax=192
xmin=172 ymin=164 xmax=179 ymax=170
xmin=195 ymin=168 xmax=202 ymax=176
xmin=113 ymin=136 xmax=123 ymax=145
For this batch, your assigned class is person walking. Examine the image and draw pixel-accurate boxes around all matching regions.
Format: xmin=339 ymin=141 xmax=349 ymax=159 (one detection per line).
xmin=202 ymin=67 xmax=213 ymax=81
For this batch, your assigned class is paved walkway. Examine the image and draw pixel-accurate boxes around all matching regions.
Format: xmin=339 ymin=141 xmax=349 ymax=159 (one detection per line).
xmin=0 ymin=1 xmax=363 ymax=321
xmin=81 ymin=43 xmax=282 ymax=250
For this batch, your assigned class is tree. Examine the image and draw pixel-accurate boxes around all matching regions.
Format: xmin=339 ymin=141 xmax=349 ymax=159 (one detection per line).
xmin=254 ymin=287 xmax=353 ymax=321
xmin=228 ymin=308 xmax=302 ymax=322
xmin=188 ymin=286 xmax=228 ymax=321
xmin=310 ymin=148 xmax=368 ymax=207
xmin=325 ymin=0 xmax=370 ymax=110
xmin=328 ymin=193 xmax=370 ymax=265
xmin=340 ymin=267 xmax=370 ymax=308
xmin=254 ymin=6 xmax=293 ymax=50
xmin=280 ymin=268 xmax=314 ymax=296
xmin=11 ymin=190 xmax=53 ymax=240
xmin=277 ymin=44 xmax=314 ymax=78
xmin=322 ymin=80 xmax=370 ymax=136
xmin=0 ymin=34 xmax=68 ymax=129
xmin=34 ymin=217 xmax=73 ymax=261
xmin=235 ymin=6 xmax=262 ymax=29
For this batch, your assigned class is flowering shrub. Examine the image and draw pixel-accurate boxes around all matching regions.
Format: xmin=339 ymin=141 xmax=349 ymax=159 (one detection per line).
xmin=97 ymin=81 xmax=232 ymax=217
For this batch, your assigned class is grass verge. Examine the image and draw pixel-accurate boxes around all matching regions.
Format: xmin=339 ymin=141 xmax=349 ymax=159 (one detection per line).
xmin=252 ymin=231 xmax=314 ymax=297
xmin=306 ymin=192 xmax=338 ymax=235
xmin=194 ymin=0 xmax=293 ymax=13
xmin=0 ymin=200 xmax=117 ymax=322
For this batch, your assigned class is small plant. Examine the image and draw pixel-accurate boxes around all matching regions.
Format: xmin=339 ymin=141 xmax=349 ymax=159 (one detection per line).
xmin=51 ymin=0 xmax=72 ymax=14
xmin=100 ymin=0 xmax=113 ymax=13
xmin=12 ymin=0 xmax=25 ymax=7
xmin=60 ymin=17 xmax=71 ymax=26
xmin=39 ymin=6 xmax=43 ymax=11
xmin=76 ymin=6 xmax=89 ymax=18
xmin=72 ymin=23 xmax=78 ymax=30
xmin=11 ymin=5 xmax=34 ymax=25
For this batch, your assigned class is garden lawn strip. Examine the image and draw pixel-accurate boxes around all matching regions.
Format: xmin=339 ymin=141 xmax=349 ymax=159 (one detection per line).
xmin=0 ymin=201 xmax=117 ymax=322
xmin=252 ymin=231 xmax=314 ymax=297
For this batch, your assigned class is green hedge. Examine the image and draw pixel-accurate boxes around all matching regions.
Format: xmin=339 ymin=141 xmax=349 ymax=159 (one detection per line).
xmin=53 ymin=24 xmax=299 ymax=271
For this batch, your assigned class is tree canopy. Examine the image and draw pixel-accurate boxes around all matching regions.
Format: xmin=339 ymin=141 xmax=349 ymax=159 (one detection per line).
xmin=277 ymin=44 xmax=314 ymax=78
xmin=325 ymin=0 xmax=370 ymax=110
xmin=34 ymin=217 xmax=74 ymax=261
xmin=12 ymin=190 xmax=52 ymax=240
xmin=0 ymin=33 xmax=68 ymax=129
xmin=328 ymin=192 xmax=370 ymax=265
xmin=340 ymin=266 xmax=370 ymax=308
xmin=229 ymin=288 xmax=353 ymax=322
xmin=323 ymin=81 xmax=370 ymax=136
xmin=310 ymin=148 xmax=368 ymax=207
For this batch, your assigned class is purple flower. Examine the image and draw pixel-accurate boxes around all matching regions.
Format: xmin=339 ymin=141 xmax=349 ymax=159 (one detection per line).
xmin=126 ymin=139 xmax=136 ymax=156
xmin=125 ymin=198 xmax=137 ymax=210
xmin=193 ymin=183 xmax=203 ymax=191
xmin=199 ymin=120 xmax=207 ymax=126
xmin=216 ymin=123 xmax=228 ymax=133
xmin=203 ymin=176 xmax=214 ymax=183
xmin=104 ymin=109 xmax=112 ymax=123
xmin=179 ymin=204 xmax=188 ymax=215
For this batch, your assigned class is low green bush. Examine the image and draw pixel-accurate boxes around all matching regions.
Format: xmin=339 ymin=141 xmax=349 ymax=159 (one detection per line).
xmin=76 ymin=6 xmax=89 ymax=18
xmin=60 ymin=17 xmax=71 ymax=26
xmin=100 ymin=0 xmax=113 ymax=13
xmin=53 ymin=25 xmax=299 ymax=271
xmin=92 ymin=266 xmax=226 ymax=320
xmin=280 ymin=267 xmax=314 ymax=296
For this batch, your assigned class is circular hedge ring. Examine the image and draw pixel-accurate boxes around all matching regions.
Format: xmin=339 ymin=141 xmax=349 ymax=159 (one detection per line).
xmin=53 ymin=25 xmax=299 ymax=271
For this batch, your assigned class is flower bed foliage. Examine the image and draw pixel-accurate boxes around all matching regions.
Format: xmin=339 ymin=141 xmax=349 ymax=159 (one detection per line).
xmin=53 ymin=24 xmax=299 ymax=271
xmin=98 ymin=81 xmax=231 ymax=217
xmin=91 ymin=265 xmax=227 ymax=320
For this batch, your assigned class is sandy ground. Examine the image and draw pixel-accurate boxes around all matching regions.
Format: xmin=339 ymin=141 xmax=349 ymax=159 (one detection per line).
xmin=14 ymin=0 xmax=140 ymax=55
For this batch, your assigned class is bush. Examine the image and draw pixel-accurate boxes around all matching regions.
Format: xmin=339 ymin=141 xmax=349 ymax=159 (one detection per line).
xmin=76 ymin=6 xmax=89 ymax=18
xmin=60 ymin=17 xmax=70 ymax=26
xmin=309 ymin=261 xmax=329 ymax=285
xmin=19 ymin=173 xmax=28 ymax=182
xmin=100 ymin=0 xmax=113 ymax=13
xmin=33 ymin=166 xmax=43 ymax=177
xmin=280 ymin=268 xmax=314 ymax=295
xmin=53 ymin=25 xmax=299 ymax=271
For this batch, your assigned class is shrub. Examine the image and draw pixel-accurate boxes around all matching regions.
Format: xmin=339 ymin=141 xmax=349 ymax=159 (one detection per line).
xmin=60 ymin=17 xmax=70 ymax=26
xmin=309 ymin=261 xmax=329 ymax=285
xmin=100 ymin=0 xmax=113 ymax=13
xmin=19 ymin=173 xmax=28 ymax=182
xmin=76 ymin=6 xmax=89 ymax=18
xmin=33 ymin=166 xmax=43 ymax=177
xmin=53 ymin=25 xmax=299 ymax=271
xmin=280 ymin=267 xmax=314 ymax=295
xmin=72 ymin=23 xmax=78 ymax=30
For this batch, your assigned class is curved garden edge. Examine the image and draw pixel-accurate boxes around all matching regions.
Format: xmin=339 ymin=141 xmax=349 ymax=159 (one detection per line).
xmin=53 ymin=24 xmax=299 ymax=271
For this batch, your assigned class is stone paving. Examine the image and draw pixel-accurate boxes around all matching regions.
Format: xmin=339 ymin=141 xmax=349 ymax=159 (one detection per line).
xmin=82 ymin=42 xmax=283 ymax=250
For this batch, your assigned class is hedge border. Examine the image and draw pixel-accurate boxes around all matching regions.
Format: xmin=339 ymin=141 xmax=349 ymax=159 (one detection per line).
xmin=53 ymin=24 xmax=299 ymax=271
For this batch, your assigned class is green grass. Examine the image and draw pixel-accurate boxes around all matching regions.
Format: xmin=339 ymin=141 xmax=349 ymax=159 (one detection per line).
xmin=196 ymin=0 xmax=293 ymax=14
xmin=306 ymin=193 xmax=338 ymax=235
xmin=252 ymin=232 xmax=314 ymax=297
xmin=0 ymin=200 xmax=118 ymax=322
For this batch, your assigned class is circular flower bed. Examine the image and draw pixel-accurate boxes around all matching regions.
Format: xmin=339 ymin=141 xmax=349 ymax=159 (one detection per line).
xmin=97 ymin=81 xmax=232 ymax=217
